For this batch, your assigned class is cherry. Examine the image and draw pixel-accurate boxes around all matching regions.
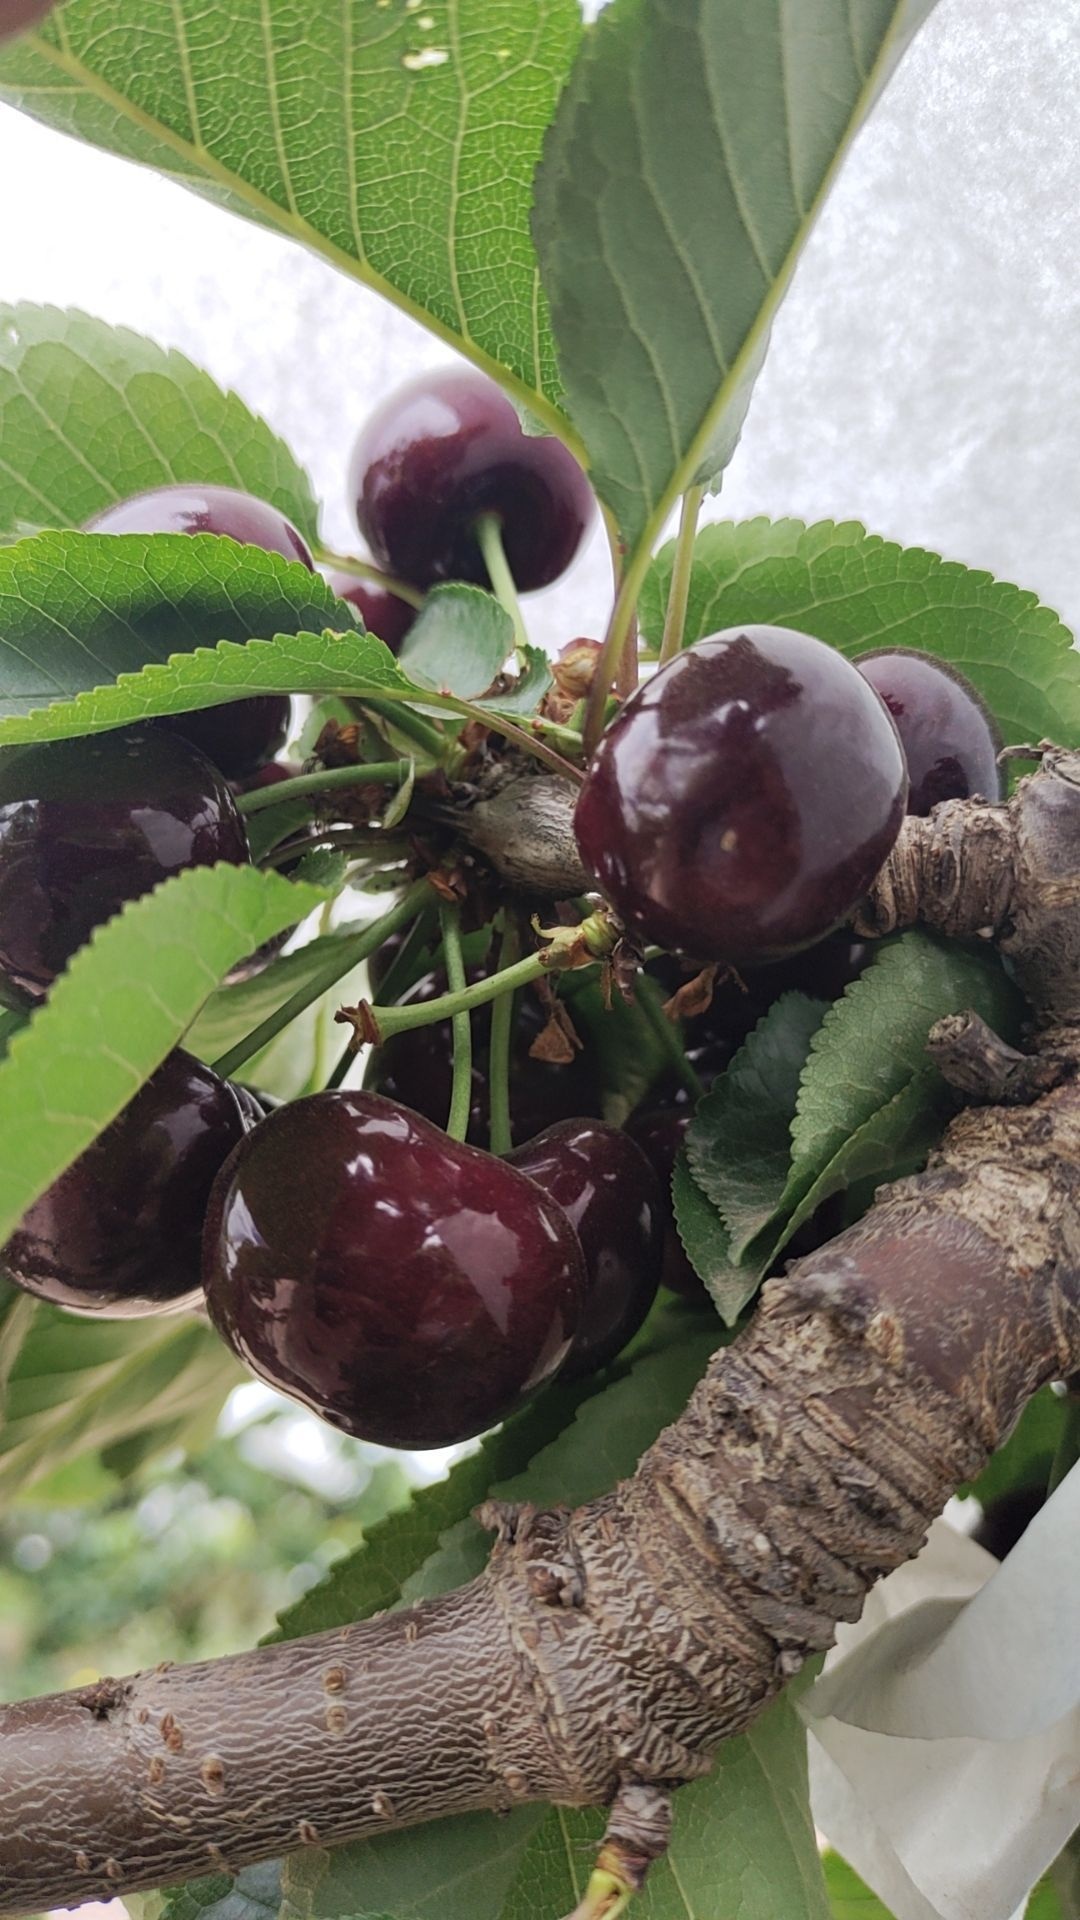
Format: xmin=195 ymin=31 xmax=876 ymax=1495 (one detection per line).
xmin=85 ymin=484 xmax=313 ymax=776
xmin=508 ymin=1120 xmax=662 ymax=1376
xmin=624 ymin=1108 xmax=706 ymax=1300
xmin=856 ymin=649 xmax=1003 ymax=816
xmin=0 ymin=0 xmax=54 ymax=42
xmin=325 ymin=568 xmax=416 ymax=656
xmin=202 ymin=1091 xmax=585 ymax=1448
xmin=2 ymin=1050 xmax=251 ymax=1316
xmin=575 ymin=626 xmax=907 ymax=964
xmin=349 ymin=368 xmax=595 ymax=593
xmin=0 ymin=726 xmax=250 ymax=1002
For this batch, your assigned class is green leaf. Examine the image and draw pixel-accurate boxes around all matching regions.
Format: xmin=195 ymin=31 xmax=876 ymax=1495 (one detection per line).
xmin=475 ymin=644 xmax=553 ymax=718
xmin=502 ymin=1687 xmax=829 ymax=1919
xmin=0 ymin=532 xmax=354 ymax=738
xmin=0 ymin=1 xmax=584 ymax=431
xmin=533 ymin=1 xmax=935 ymax=562
xmin=153 ymin=1862 xmax=284 ymax=1920
xmin=671 ymin=1149 xmax=748 ymax=1323
xmin=639 ymin=518 xmax=1080 ymax=751
xmin=0 ymin=863 xmax=326 ymax=1246
xmin=398 ymin=585 xmax=513 ymax=700
xmin=0 ymin=305 xmax=319 ymax=542
xmin=188 ymin=931 xmax=388 ymax=1063
xmin=687 ymin=995 xmax=828 ymax=1260
xmin=962 ymin=1386 xmax=1065 ymax=1509
xmin=0 ymin=1279 xmax=241 ymax=1504
xmin=823 ymin=1852 xmax=894 ymax=1917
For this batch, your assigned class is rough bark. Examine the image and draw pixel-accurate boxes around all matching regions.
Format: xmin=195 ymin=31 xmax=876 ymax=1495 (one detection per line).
xmin=3 ymin=750 xmax=1080 ymax=1917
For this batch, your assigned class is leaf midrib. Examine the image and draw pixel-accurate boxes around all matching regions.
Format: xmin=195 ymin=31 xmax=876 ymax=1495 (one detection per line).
xmin=16 ymin=17 xmax=585 ymax=461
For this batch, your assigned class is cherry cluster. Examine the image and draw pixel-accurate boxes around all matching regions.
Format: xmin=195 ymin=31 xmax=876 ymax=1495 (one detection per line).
xmin=0 ymin=364 xmax=1005 ymax=1451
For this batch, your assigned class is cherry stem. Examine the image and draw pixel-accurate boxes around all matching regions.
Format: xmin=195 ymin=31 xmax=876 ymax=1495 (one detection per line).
xmin=602 ymin=504 xmax=638 ymax=701
xmin=474 ymin=512 xmax=528 ymax=655
xmin=315 ymin=546 xmax=425 ymax=610
xmin=237 ymin=761 xmax=411 ymax=817
xmin=361 ymin=697 xmax=447 ymax=763
xmin=634 ymin=972 xmax=705 ymax=1100
xmin=584 ymin=533 xmax=653 ymax=754
xmin=562 ymin=1870 xmax=634 ymax=1920
xmin=211 ymin=878 xmax=433 ymax=1081
xmin=659 ymin=484 xmax=703 ymax=666
xmin=486 ymin=915 xmax=520 ymax=1156
xmin=373 ymin=947 xmax=569 ymax=1040
xmin=439 ymin=903 xmax=474 ymax=1143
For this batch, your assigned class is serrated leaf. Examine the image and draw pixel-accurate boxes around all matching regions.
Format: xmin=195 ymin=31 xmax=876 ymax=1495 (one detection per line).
xmin=282 ymin=1324 xmax=722 ymax=1920
xmin=0 ymin=1 xmax=584 ymax=429
xmin=822 ymin=1852 xmax=894 ymax=1917
xmin=533 ymin=0 xmax=935 ymax=561
xmin=672 ymin=1149 xmax=751 ymax=1324
xmin=639 ymin=518 xmax=1080 ymax=751
xmin=686 ymin=994 xmax=828 ymax=1259
xmin=0 ymin=863 xmax=326 ymax=1245
xmin=0 ymin=1279 xmax=241 ymax=1504
xmin=476 ymin=644 xmax=553 ymax=718
xmin=0 ymin=531 xmax=354 ymax=736
xmin=0 ymin=305 xmax=319 ymax=542
xmin=398 ymin=585 xmax=513 ymax=701
xmin=774 ymin=1071 xmax=944 ymax=1261
xmin=502 ymin=1688 xmax=829 ymax=1920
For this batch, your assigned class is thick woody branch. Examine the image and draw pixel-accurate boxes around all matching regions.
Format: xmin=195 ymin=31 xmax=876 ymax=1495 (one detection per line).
xmin=5 ymin=751 xmax=1080 ymax=1917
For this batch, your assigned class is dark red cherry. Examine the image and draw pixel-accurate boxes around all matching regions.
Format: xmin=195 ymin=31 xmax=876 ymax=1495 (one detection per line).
xmin=624 ymin=1108 xmax=706 ymax=1300
xmin=2 ymin=1050 xmax=251 ymax=1316
xmin=0 ymin=727 xmax=250 ymax=1002
xmin=86 ymin=484 xmax=313 ymax=775
xmin=575 ymin=626 xmax=907 ymax=964
xmin=325 ymin=568 xmax=416 ymax=656
xmin=202 ymin=1091 xmax=585 ymax=1448
xmin=349 ymin=368 xmax=595 ymax=592
xmin=509 ymin=1120 xmax=662 ymax=1376
xmin=856 ymin=650 xmax=1003 ymax=816
xmin=0 ymin=0 xmax=54 ymax=42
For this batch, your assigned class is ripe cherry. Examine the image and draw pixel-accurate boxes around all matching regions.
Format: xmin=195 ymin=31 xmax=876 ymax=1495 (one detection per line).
xmin=0 ymin=726 xmax=250 ymax=1002
xmin=0 ymin=0 xmax=54 ymax=42
xmin=2 ymin=1050 xmax=251 ymax=1316
xmin=86 ymin=484 xmax=313 ymax=776
xmin=575 ymin=626 xmax=907 ymax=964
xmin=349 ymin=368 xmax=595 ymax=592
xmin=856 ymin=649 xmax=1003 ymax=815
xmin=202 ymin=1092 xmax=585 ymax=1448
xmin=624 ymin=1108 xmax=706 ymax=1300
xmin=508 ymin=1120 xmax=662 ymax=1376
xmin=325 ymin=568 xmax=416 ymax=656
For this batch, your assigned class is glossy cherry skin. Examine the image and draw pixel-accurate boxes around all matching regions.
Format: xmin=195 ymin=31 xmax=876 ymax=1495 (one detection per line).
xmin=203 ymin=1092 xmax=585 ymax=1448
xmin=0 ymin=727 xmax=251 ymax=1002
xmin=349 ymin=368 xmax=595 ymax=593
xmin=509 ymin=1120 xmax=662 ymax=1376
xmin=624 ymin=1108 xmax=705 ymax=1300
xmin=1 ymin=0 xmax=53 ymax=38
xmin=325 ymin=568 xmax=416 ymax=656
xmin=856 ymin=650 xmax=1003 ymax=816
xmin=2 ymin=1050 xmax=251 ymax=1316
xmin=575 ymin=626 xmax=908 ymax=965
xmin=86 ymin=484 xmax=312 ymax=775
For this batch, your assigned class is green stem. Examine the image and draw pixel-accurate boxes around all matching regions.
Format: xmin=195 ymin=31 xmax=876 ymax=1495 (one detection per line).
xmin=315 ymin=547 xmax=425 ymax=610
xmin=373 ymin=948 xmax=559 ymax=1041
xmin=367 ymin=904 xmax=438 ymax=1008
xmin=634 ymin=973 xmax=705 ymax=1101
xmin=238 ymin=761 xmax=411 ymax=817
xmin=486 ymin=916 xmax=520 ymax=1156
xmin=211 ymin=879 xmax=432 ymax=1081
xmin=659 ymin=485 xmax=703 ymax=666
xmin=584 ymin=535 xmax=654 ymax=755
xmin=259 ymin=828 xmax=408 ymax=869
xmin=601 ymin=504 xmax=638 ymax=701
xmin=439 ymin=904 xmax=473 ymax=1144
xmin=474 ymin=512 xmax=528 ymax=655
xmin=361 ymin=697 xmax=447 ymax=762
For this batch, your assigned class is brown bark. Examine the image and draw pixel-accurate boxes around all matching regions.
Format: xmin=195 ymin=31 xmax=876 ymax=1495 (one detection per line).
xmin=3 ymin=751 xmax=1080 ymax=1917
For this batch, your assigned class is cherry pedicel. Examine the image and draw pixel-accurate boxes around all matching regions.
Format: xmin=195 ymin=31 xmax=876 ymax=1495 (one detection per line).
xmin=86 ymin=483 xmax=314 ymax=776
xmin=856 ymin=648 xmax=1003 ymax=816
xmin=575 ymin=625 xmax=908 ymax=965
xmin=349 ymin=367 xmax=595 ymax=593
xmin=0 ymin=726 xmax=250 ymax=1003
xmin=2 ymin=1050 xmax=252 ymax=1317
xmin=202 ymin=1091 xmax=586 ymax=1449
xmin=509 ymin=1119 xmax=663 ymax=1376
xmin=325 ymin=568 xmax=416 ymax=656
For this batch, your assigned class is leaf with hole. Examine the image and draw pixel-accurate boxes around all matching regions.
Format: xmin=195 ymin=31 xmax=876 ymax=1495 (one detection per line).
xmin=639 ymin=518 xmax=1080 ymax=751
xmin=0 ymin=305 xmax=319 ymax=542
xmin=398 ymin=585 xmax=514 ymax=701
